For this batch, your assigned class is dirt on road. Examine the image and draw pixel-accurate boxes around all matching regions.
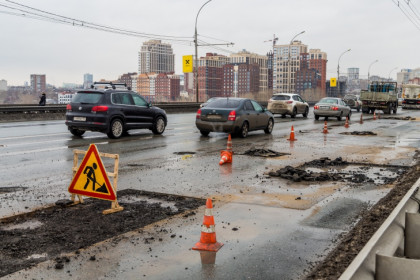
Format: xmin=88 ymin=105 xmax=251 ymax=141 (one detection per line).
xmin=0 ymin=189 xmax=204 ymax=277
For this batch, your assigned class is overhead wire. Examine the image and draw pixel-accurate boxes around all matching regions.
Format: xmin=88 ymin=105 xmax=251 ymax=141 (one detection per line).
xmin=392 ymin=0 xmax=420 ymax=31
xmin=404 ymin=0 xmax=420 ymax=21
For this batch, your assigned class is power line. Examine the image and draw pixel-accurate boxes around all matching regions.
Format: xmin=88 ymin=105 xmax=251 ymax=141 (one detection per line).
xmin=405 ymin=0 xmax=420 ymax=21
xmin=392 ymin=0 xmax=420 ymax=31
xmin=3 ymin=0 xmax=193 ymax=41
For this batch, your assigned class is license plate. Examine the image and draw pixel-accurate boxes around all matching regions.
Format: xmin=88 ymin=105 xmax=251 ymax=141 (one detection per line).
xmin=74 ymin=117 xmax=86 ymax=121
xmin=207 ymin=115 xmax=221 ymax=120
xmin=320 ymin=106 xmax=329 ymax=110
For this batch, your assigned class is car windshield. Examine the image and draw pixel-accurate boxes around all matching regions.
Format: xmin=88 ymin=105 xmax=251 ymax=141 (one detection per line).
xmin=271 ymin=95 xmax=290 ymax=101
xmin=72 ymin=92 xmax=103 ymax=104
xmin=208 ymin=99 xmax=241 ymax=108
xmin=319 ymin=98 xmax=338 ymax=104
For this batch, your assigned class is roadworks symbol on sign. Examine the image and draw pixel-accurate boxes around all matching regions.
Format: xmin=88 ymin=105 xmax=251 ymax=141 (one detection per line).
xmin=68 ymin=144 xmax=116 ymax=201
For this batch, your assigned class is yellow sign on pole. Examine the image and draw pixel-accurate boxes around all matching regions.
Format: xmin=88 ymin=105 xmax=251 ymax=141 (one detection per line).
xmin=330 ymin=78 xmax=337 ymax=87
xmin=183 ymin=55 xmax=193 ymax=73
xmin=69 ymin=144 xmax=116 ymax=201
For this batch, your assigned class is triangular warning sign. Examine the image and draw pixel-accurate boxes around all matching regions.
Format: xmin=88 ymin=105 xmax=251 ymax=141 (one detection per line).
xmin=68 ymin=144 xmax=116 ymax=201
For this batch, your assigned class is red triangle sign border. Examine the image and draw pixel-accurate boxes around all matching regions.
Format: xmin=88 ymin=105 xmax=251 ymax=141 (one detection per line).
xmin=68 ymin=144 xmax=117 ymax=201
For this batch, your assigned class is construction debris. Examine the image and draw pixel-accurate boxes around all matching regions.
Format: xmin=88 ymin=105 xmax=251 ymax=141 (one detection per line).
xmin=340 ymin=131 xmax=377 ymax=136
xmin=243 ymin=148 xmax=290 ymax=158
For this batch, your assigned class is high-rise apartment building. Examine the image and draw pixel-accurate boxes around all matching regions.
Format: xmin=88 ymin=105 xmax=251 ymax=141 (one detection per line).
xmin=138 ymin=40 xmax=175 ymax=74
xmin=222 ymin=64 xmax=259 ymax=97
xmin=308 ymin=49 xmax=327 ymax=93
xmin=137 ymin=73 xmax=180 ymax=102
xmin=30 ymin=74 xmax=46 ymax=93
xmin=83 ymin=73 xmax=93 ymax=89
xmin=273 ymin=40 xmax=308 ymax=93
xmin=230 ymin=50 xmax=268 ymax=92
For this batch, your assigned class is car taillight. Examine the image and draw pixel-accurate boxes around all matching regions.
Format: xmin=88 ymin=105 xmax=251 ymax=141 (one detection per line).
xmin=417 ymin=100 xmax=420 ymax=104
xmin=331 ymin=106 xmax=339 ymax=111
xmin=402 ymin=100 xmax=407 ymax=104
xmin=286 ymin=101 xmax=293 ymax=104
xmin=314 ymin=105 xmax=319 ymax=110
xmin=196 ymin=109 xmax=201 ymax=119
xmin=91 ymin=106 xmax=108 ymax=112
xmin=66 ymin=104 xmax=72 ymax=111
xmin=228 ymin=110 xmax=236 ymax=121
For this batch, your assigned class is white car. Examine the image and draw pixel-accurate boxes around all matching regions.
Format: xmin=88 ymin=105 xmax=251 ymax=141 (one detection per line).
xmin=267 ymin=93 xmax=309 ymax=118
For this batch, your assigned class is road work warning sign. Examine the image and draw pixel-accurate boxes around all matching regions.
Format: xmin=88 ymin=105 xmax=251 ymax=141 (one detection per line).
xmin=68 ymin=144 xmax=116 ymax=201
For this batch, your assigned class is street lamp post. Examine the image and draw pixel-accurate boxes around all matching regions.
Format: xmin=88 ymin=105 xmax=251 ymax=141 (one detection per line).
xmin=194 ymin=0 xmax=212 ymax=103
xmin=368 ymin=59 xmax=378 ymax=89
xmin=287 ymin=31 xmax=305 ymax=93
xmin=337 ymin=49 xmax=351 ymax=96
xmin=388 ymin=67 xmax=398 ymax=81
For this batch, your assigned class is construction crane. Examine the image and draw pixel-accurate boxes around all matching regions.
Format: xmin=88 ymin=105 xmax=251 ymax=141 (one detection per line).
xmin=264 ymin=34 xmax=278 ymax=50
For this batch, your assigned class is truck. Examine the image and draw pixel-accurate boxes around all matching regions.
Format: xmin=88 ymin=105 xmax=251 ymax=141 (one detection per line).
xmin=360 ymin=82 xmax=398 ymax=114
xmin=401 ymin=84 xmax=420 ymax=109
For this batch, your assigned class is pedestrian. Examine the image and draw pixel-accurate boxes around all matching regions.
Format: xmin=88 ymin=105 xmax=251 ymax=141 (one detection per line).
xmin=39 ymin=92 xmax=46 ymax=106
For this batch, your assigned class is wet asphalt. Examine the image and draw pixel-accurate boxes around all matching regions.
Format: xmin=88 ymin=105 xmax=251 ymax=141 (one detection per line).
xmin=1 ymin=108 xmax=420 ymax=279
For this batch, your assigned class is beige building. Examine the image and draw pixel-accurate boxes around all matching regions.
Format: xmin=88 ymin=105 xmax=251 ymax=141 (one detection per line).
xmin=138 ymin=40 xmax=174 ymax=74
xmin=273 ymin=40 xmax=308 ymax=93
xmin=230 ymin=50 xmax=268 ymax=92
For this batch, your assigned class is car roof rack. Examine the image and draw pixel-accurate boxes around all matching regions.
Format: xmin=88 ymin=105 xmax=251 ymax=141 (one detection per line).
xmin=91 ymin=82 xmax=131 ymax=90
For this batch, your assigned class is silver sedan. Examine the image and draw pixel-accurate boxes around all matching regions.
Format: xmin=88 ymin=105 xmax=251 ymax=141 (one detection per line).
xmin=313 ymin=97 xmax=352 ymax=121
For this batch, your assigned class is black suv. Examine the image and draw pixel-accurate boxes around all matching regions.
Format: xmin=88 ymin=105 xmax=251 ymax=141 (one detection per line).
xmin=65 ymin=82 xmax=167 ymax=139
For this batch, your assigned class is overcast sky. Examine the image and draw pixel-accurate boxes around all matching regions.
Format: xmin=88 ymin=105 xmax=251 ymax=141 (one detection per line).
xmin=1 ymin=0 xmax=419 ymax=86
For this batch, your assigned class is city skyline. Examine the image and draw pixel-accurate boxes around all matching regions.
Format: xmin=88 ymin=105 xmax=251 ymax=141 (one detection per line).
xmin=1 ymin=0 xmax=419 ymax=86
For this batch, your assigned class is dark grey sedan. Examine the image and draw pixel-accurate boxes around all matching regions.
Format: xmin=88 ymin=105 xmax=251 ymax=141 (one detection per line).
xmin=195 ymin=98 xmax=274 ymax=138
xmin=313 ymin=97 xmax=352 ymax=121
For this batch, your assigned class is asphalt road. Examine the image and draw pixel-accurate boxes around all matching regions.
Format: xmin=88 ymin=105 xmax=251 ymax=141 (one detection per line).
xmin=1 ymin=108 xmax=420 ymax=279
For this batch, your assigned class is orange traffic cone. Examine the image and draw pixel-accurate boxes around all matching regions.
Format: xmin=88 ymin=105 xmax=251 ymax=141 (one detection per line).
xmin=287 ymin=125 xmax=297 ymax=141
xmin=344 ymin=117 xmax=349 ymax=128
xmin=360 ymin=113 xmax=364 ymax=124
xmin=322 ymin=121 xmax=328 ymax=134
xmin=373 ymin=112 xmax=377 ymax=120
xmin=226 ymin=134 xmax=232 ymax=153
xmin=219 ymin=150 xmax=232 ymax=165
xmin=192 ymin=199 xmax=223 ymax=252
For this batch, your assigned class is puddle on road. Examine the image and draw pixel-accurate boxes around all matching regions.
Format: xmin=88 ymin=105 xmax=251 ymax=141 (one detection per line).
xmin=302 ymin=198 xmax=368 ymax=230
xmin=118 ymin=196 xmax=179 ymax=212
xmin=1 ymin=220 xmax=43 ymax=231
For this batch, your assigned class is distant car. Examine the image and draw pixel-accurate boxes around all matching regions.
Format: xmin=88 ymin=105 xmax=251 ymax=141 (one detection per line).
xmin=200 ymin=97 xmax=221 ymax=108
xmin=314 ymin=97 xmax=352 ymax=121
xmin=343 ymin=94 xmax=361 ymax=112
xmin=267 ymin=93 xmax=309 ymax=118
xmin=195 ymin=97 xmax=274 ymax=138
xmin=65 ymin=82 xmax=167 ymax=139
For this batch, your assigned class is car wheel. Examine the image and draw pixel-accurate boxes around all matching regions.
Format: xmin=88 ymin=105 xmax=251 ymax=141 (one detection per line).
xmin=107 ymin=118 xmax=124 ymax=139
xmin=239 ymin=122 xmax=249 ymax=138
xmin=337 ymin=112 xmax=342 ymax=121
xmin=348 ymin=110 xmax=352 ymax=120
xmin=152 ymin=116 xmax=166 ymax=135
xmin=281 ymin=114 xmax=286 ymax=118
xmin=200 ymin=130 xmax=210 ymax=136
xmin=315 ymin=114 xmax=320 ymax=120
xmin=70 ymin=128 xmax=85 ymax=137
xmin=264 ymin=118 xmax=274 ymax=134
xmin=291 ymin=107 xmax=297 ymax=118
xmin=303 ymin=107 xmax=309 ymax=118
xmin=325 ymin=116 xmax=329 ymax=121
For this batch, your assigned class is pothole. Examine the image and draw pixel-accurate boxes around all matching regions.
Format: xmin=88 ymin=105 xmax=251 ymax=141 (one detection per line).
xmin=0 ymin=186 xmax=28 ymax=194
xmin=268 ymin=157 xmax=408 ymax=185
xmin=173 ymin=151 xmax=196 ymax=155
xmin=340 ymin=131 xmax=377 ymax=136
xmin=241 ymin=148 xmax=291 ymax=158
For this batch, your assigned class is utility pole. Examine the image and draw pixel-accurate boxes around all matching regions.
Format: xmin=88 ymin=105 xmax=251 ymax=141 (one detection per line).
xmin=287 ymin=31 xmax=305 ymax=93
xmin=194 ymin=0 xmax=234 ymax=103
xmin=337 ymin=48 xmax=351 ymax=96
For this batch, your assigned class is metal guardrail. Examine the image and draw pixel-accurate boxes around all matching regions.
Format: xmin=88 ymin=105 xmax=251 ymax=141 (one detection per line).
xmin=339 ymin=177 xmax=420 ymax=280
xmin=0 ymin=103 xmax=202 ymax=114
